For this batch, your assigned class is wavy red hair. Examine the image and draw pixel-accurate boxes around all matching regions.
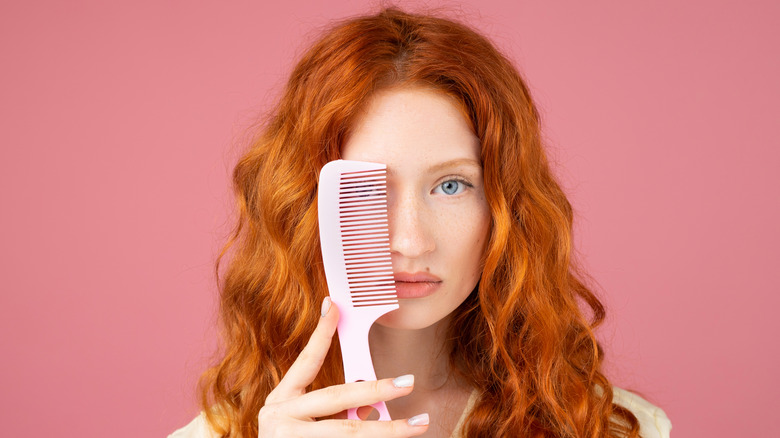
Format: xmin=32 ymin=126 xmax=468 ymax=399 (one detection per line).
xmin=199 ymin=8 xmax=641 ymax=438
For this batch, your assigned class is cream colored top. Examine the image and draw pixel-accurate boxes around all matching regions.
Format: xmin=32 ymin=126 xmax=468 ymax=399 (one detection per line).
xmin=169 ymin=386 xmax=671 ymax=438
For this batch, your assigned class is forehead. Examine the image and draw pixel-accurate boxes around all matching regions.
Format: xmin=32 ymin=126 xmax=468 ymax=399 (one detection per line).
xmin=341 ymin=87 xmax=480 ymax=167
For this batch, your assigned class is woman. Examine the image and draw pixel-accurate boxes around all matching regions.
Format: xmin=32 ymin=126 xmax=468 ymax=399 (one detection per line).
xmin=171 ymin=8 xmax=671 ymax=438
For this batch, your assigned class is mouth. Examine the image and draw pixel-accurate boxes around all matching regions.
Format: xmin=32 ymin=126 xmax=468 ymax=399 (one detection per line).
xmin=394 ymin=272 xmax=442 ymax=299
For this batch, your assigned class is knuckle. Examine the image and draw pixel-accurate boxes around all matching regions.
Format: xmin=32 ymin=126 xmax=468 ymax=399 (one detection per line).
xmin=299 ymin=347 xmax=325 ymax=368
xmin=257 ymin=405 xmax=279 ymax=425
xmin=388 ymin=420 xmax=402 ymax=436
xmin=257 ymin=406 xmax=296 ymax=438
xmin=371 ymin=379 xmax=383 ymax=396
xmin=264 ymin=391 xmax=278 ymax=405
xmin=342 ymin=419 xmax=362 ymax=435
xmin=323 ymin=384 xmax=342 ymax=399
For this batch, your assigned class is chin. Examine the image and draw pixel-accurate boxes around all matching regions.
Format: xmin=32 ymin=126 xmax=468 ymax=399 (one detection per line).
xmin=374 ymin=306 xmax=448 ymax=330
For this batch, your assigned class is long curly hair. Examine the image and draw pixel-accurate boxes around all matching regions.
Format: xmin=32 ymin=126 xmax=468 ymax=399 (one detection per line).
xmin=198 ymin=7 xmax=641 ymax=438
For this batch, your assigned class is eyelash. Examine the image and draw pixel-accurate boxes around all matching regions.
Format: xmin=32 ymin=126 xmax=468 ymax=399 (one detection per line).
xmin=433 ymin=176 xmax=474 ymax=195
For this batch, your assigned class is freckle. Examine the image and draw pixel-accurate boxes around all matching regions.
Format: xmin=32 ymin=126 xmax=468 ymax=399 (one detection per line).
xmin=425 ymin=267 xmax=430 ymax=272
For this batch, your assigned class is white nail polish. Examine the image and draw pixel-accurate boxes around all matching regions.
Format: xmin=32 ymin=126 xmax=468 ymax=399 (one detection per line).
xmin=407 ymin=413 xmax=429 ymax=426
xmin=321 ymin=297 xmax=331 ymax=317
xmin=392 ymin=374 xmax=414 ymax=388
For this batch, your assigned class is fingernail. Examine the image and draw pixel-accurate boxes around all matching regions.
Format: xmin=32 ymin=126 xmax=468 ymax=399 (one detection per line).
xmin=321 ymin=297 xmax=331 ymax=317
xmin=392 ymin=374 xmax=414 ymax=388
xmin=407 ymin=413 xmax=429 ymax=426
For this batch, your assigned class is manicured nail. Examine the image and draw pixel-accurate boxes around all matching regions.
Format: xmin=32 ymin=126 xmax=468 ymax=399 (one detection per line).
xmin=321 ymin=297 xmax=331 ymax=317
xmin=392 ymin=374 xmax=414 ymax=388
xmin=407 ymin=413 xmax=429 ymax=426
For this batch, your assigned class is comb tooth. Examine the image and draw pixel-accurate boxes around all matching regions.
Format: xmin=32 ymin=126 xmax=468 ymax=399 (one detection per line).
xmin=340 ymin=210 xmax=387 ymax=219
xmin=348 ymin=278 xmax=395 ymax=284
xmin=344 ymin=234 xmax=390 ymax=245
xmin=344 ymin=246 xmax=390 ymax=255
xmin=340 ymin=176 xmax=385 ymax=183
xmin=341 ymin=172 xmax=385 ymax=179
xmin=339 ymin=182 xmax=386 ymax=189
xmin=345 ymin=253 xmax=391 ymax=260
xmin=344 ymin=244 xmax=390 ymax=252
xmin=339 ymin=188 xmax=386 ymax=195
xmin=344 ymin=257 xmax=391 ymax=265
xmin=349 ymin=287 xmax=397 ymax=294
xmin=351 ymin=298 xmax=398 ymax=303
xmin=347 ymin=260 xmax=392 ymax=270
xmin=351 ymin=295 xmax=398 ymax=301
xmin=349 ymin=282 xmax=396 ymax=290
xmin=351 ymin=294 xmax=398 ymax=300
xmin=345 ymin=251 xmax=391 ymax=258
xmin=344 ymin=254 xmax=392 ymax=267
xmin=340 ymin=220 xmax=388 ymax=229
xmin=350 ymin=291 xmax=396 ymax=298
xmin=341 ymin=228 xmax=388 ymax=234
xmin=346 ymin=262 xmax=393 ymax=272
xmin=350 ymin=289 xmax=397 ymax=296
xmin=342 ymin=232 xmax=389 ymax=239
xmin=339 ymin=187 xmax=387 ymax=196
xmin=342 ymin=231 xmax=388 ymax=236
xmin=340 ymin=204 xmax=386 ymax=214
xmin=339 ymin=195 xmax=387 ymax=204
xmin=346 ymin=265 xmax=393 ymax=274
xmin=347 ymin=275 xmax=395 ymax=286
xmin=348 ymin=278 xmax=395 ymax=285
xmin=342 ymin=229 xmax=389 ymax=234
xmin=340 ymin=178 xmax=386 ymax=184
xmin=341 ymin=175 xmax=385 ymax=182
xmin=342 ymin=229 xmax=388 ymax=237
xmin=345 ymin=255 xmax=390 ymax=262
xmin=348 ymin=271 xmax=393 ymax=280
xmin=343 ymin=241 xmax=390 ymax=250
xmin=344 ymin=253 xmax=390 ymax=260
xmin=341 ymin=169 xmax=386 ymax=178
xmin=344 ymin=245 xmax=390 ymax=252
xmin=342 ymin=228 xmax=388 ymax=235
xmin=340 ymin=215 xmax=388 ymax=222
xmin=341 ymin=226 xmax=389 ymax=233
xmin=345 ymin=252 xmax=391 ymax=258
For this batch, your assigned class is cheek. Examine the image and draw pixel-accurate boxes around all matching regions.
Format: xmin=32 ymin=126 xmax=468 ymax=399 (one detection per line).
xmin=437 ymin=201 xmax=491 ymax=278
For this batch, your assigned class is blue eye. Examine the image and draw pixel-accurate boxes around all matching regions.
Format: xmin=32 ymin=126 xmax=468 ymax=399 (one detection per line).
xmin=435 ymin=179 xmax=467 ymax=195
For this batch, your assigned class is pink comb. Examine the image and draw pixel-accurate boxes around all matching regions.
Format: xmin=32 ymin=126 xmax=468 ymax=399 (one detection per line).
xmin=318 ymin=159 xmax=399 ymax=421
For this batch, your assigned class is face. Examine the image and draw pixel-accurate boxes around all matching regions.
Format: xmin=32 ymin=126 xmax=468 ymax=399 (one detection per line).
xmin=341 ymin=87 xmax=491 ymax=330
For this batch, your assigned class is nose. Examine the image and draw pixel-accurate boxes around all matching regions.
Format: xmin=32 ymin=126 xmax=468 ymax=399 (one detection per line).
xmin=387 ymin=190 xmax=435 ymax=259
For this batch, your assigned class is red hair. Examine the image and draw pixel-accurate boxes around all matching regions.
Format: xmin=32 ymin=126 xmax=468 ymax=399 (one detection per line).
xmin=199 ymin=8 xmax=641 ymax=437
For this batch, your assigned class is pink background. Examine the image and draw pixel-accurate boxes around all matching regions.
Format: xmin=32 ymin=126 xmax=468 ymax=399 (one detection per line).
xmin=1 ymin=1 xmax=777 ymax=436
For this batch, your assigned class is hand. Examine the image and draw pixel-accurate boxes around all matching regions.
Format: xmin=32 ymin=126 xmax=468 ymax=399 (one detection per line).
xmin=257 ymin=297 xmax=430 ymax=437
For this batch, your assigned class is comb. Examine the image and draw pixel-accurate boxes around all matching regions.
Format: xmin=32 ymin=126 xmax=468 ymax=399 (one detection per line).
xmin=318 ymin=159 xmax=399 ymax=421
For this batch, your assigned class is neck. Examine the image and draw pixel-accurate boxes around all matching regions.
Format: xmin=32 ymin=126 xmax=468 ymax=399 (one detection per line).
xmin=367 ymin=315 xmax=455 ymax=392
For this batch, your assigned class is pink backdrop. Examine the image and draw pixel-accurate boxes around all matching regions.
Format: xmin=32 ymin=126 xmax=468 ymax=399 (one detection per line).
xmin=1 ymin=1 xmax=778 ymax=436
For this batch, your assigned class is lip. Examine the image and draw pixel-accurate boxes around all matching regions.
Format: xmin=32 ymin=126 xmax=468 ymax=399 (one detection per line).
xmin=394 ymin=272 xmax=442 ymax=299
xmin=394 ymin=272 xmax=442 ymax=282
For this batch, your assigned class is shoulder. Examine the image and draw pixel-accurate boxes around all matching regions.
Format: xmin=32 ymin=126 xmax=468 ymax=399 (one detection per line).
xmin=612 ymin=386 xmax=672 ymax=438
xmin=168 ymin=413 xmax=219 ymax=438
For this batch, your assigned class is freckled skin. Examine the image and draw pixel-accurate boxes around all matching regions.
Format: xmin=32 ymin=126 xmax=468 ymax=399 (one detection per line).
xmin=341 ymin=87 xmax=491 ymax=330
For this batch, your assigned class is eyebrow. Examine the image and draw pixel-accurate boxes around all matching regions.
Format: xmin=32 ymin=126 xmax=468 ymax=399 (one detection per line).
xmin=386 ymin=158 xmax=482 ymax=176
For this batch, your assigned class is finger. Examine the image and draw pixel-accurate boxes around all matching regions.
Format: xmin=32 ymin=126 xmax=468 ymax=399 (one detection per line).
xmin=273 ymin=297 xmax=340 ymax=396
xmin=287 ymin=375 xmax=415 ymax=419
xmin=299 ymin=415 xmax=429 ymax=438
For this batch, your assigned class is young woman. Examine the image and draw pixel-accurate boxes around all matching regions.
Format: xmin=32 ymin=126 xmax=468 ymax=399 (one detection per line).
xmin=171 ymin=8 xmax=671 ymax=438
